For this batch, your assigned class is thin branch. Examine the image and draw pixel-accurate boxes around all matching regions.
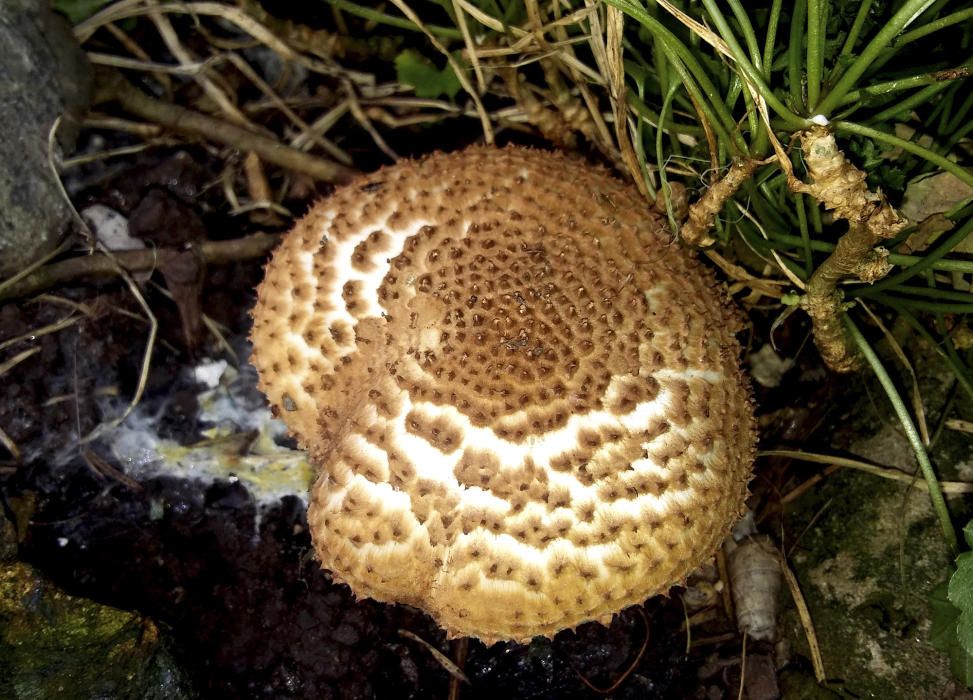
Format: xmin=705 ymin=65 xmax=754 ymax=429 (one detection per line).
xmin=0 ymin=233 xmax=280 ymax=302
xmin=95 ymin=70 xmax=358 ymax=184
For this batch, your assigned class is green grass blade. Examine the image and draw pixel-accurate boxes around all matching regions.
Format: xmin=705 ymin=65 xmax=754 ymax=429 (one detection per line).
xmin=844 ymin=315 xmax=958 ymax=555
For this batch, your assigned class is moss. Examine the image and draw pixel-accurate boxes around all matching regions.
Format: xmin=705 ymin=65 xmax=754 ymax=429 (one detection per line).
xmin=783 ymin=465 xmax=954 ymax=698
xmin=0 ymin=557 xmax=196 ymax=700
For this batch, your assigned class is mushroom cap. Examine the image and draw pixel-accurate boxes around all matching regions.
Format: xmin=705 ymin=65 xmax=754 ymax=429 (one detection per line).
xmin=250 ymin=146 xmax=756 ymax=644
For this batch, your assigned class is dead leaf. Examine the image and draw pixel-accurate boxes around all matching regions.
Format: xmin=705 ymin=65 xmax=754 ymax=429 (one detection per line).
xmin=901 ymin=172 xmax=973 ymax=232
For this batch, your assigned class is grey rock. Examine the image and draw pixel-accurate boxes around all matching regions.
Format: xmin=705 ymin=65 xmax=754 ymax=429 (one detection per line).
xmin=0 ymin=0 xmax=92 ymax=277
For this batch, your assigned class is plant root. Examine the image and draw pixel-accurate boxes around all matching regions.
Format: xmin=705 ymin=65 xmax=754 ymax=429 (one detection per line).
xmin=680 ymin=158 xmax=761 ymax=247
xmin=791 ymin=126 xmax=907 ymax=372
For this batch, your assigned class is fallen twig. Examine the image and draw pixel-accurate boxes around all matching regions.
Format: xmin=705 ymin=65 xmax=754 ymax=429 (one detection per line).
xmin=95 ymin=70 xmax=358 ymax=184
xmin=0 ymin=233 xmax=279 ymax=302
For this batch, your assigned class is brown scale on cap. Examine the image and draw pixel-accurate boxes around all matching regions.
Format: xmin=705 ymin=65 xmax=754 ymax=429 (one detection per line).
xmin=250 ymin=145 xmax=756 ymax=644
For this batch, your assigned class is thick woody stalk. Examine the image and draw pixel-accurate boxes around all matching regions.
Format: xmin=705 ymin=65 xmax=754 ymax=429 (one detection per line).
xmin=793 ymin=126 xmax=906 ymax=372
xmin=680 ymin=159 xmax=760 ymax=247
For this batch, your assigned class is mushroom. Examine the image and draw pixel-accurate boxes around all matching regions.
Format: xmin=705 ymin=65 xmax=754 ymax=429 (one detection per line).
xmin=250 ymin=146 xmax=756 ymax=644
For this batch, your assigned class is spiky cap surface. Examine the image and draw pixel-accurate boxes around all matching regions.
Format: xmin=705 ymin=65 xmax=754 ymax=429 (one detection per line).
xmin=250 ymin=146 xmax=755 ymax=644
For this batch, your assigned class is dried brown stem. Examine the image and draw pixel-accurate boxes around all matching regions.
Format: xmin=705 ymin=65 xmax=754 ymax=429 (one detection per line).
xmin=791 ymin=126 xmax=906 ymax=372
xmin=95 ymin=70 xmax=357 ymax=184
xmin=680 ymin=158 xmax=760 ymax=247
xmin=0 ymin=233 xmax=280 ymax=302
xmin=500 ymin=68 xmax=578 ymax=150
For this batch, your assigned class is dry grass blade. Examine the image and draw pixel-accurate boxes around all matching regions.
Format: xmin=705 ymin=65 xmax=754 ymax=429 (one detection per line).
xmin=655 ymin=0 xmax=718 ymax=48
xmin=43 ymin=116 xmax=159 ymax=448
xmin=454 ymin=0 xmax=520 ymax=34
xmin=857 ymin=300 xmax=930 ymax=445
xmin=787 ymin=497 xmax=836 ymax=556
xmin=780 ymin=465 xmax=840 ymax=504
xmin=654 ymin=0 xmax=792 ymax=177
xmin=451 ymin=0 xmax=485 ymax=93
xmin=591 ymin=1 xmax=648 ymax=196
xmin=86 ymin=51 xmax=223 ymax=75
xmin=0 ymin=347 xmax=41 ymax=379
xmin=342 ymin=83 xmax=400 ymax=161
xmin=77 ymin=1 xmax=369 ymax=82
xmin=0 ymin=346 xmax=41 ymax=457
xmin=716 ymin=545 xmax=735 ymax=622
xmin=704 ymin=250 xmax=788 ymax=300
xmin=291 ymin=103 xmax=350 ymax=151
xmin=0 ymin=239 xmax=74 ymax=296
xmin=78 ymin=1 xmax=296 ymax=62
xmin=386 ymin=0 xmax=494 ymax=144
xmin=44 ymin=386 xmax=120 ymax=408
xmin=398 ymin=630 xmax=470 ymax=684
xmin=680 ymin=594 xmax=692 ymax=654
xmin=737 ymin=632 xmax=747 ymax=700
xmin=778 ymin=551 xmax=826 ymax=682
xmin=447 ymin=637 xmax=469 ymax=700
xmin=679 ymin=607 xmax=719 ymax=630
xmin=946 ymin=418 xmax=973 ymax=434
xmin=0 ymin=425 xmax=21 ymax=461
xmin=74 ymin=0 xmax=143 ymax=39
xmin=81 ymin=114 xmax=164 ymax=137
xmin=103 ymin=18 xmax=167 ymax=88
xmin=458 ymin=0 xmax=597 ymax=44
xmin=581 ymin=0 xmax=609 ymax=80
xmin=227 ymin=53 xmax=352 ymax=165
xmin=80 ymin=447 xmax=144 ymax=491
xmin=486 ymin=37 xmax=590 ymax=63
xmin=62 ymin=142 xmax=163 ymax=168
xmin=733 ymin=200 xmax=806 ymax=290
xmin=578 ymin=608 xmax=650 ymax=694
xmin=761 ymin=449 xmax=973 ymax=494
xmin=517 ymin=0 xmax=612 ymax=155
xmin=228 ymin=200 xmax=293 ymax=217
xmin=149 ymin=281 xmax=240 ymax=364
xmin=146 ymin=0 xmax=250 ymax=126
xmin=32 ymin=294 xmax=95 ymax=316
xmin=80 ymin=255 xmax=158 ymax=446
xmin=0 ymin=315 xmax=81 ymax=353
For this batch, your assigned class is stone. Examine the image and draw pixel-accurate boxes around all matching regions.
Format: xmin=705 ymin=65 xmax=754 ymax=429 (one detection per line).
xmin=0 ymin=0 xmax=92 ymax=277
